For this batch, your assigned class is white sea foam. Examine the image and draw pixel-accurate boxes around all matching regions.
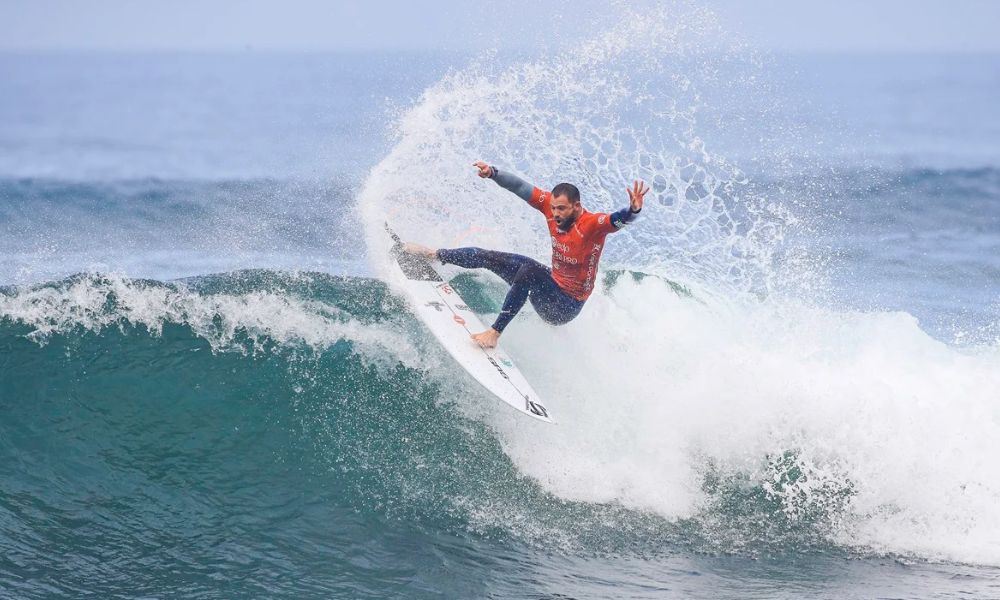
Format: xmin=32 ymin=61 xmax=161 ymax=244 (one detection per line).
xmin=493 ymin=275 xmax=1000 ymax=564
xmin=0 ymin=273 xmax=424 ymax=369
xmin=358 ymin=1 xmax=1000 ymax=566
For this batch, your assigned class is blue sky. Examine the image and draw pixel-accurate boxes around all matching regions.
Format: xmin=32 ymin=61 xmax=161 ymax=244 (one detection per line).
xmin=1 ymin=0 xmax=998 ymax=52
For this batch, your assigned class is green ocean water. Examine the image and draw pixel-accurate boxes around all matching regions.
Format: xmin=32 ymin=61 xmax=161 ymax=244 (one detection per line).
xmin=2 ymin=271 xmax=998 ymax=598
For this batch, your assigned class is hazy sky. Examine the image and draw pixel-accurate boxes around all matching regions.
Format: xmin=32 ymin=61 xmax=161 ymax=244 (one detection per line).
xmin=1 ymin=0 xmax=998 ymax=53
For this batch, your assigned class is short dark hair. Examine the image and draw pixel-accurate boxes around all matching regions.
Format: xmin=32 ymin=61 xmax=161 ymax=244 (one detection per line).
xmin=551 ymin=182 xmax=580 ymax=203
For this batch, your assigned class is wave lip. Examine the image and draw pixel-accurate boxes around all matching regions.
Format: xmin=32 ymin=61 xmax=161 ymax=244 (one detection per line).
xmin=0 ymin=271 xmax=418 ymax=364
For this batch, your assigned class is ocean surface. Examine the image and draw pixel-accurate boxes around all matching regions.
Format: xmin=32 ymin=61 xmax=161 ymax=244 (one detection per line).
xmin=2 ymin=7 xmax=1000 ymax=599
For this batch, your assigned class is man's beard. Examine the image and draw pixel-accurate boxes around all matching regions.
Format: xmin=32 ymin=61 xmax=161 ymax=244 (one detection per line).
xmin=556 ymin=214 xmax=578 ymax=232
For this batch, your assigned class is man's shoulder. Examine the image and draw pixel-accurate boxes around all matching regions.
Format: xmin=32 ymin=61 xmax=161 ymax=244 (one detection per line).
xmin=533 ymin=189 xmax=553 ymax=214
xmin=579 ymin=210 xmax=612 ymax=231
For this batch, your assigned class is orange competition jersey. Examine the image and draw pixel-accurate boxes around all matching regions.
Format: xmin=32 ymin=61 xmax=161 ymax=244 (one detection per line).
xmin=527 ymin=187 xmax=626 ymax=301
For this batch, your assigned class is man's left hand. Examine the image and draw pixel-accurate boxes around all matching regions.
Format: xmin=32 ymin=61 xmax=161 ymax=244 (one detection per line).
xmin=628 ymin=180 xmax=649 ymax=212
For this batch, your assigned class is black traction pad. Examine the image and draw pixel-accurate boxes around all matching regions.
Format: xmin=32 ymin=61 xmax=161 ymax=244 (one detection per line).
xmin=386 ymin=222 xmax=443 ymax=282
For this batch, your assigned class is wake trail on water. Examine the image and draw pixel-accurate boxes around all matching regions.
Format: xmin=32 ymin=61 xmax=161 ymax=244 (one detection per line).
xmin=356 ymin=1 xmax=1000 ymax=565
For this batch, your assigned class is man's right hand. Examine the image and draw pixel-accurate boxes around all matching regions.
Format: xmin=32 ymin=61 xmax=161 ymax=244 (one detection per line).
xmin=473 ymin=161 xmax=494 ymax=178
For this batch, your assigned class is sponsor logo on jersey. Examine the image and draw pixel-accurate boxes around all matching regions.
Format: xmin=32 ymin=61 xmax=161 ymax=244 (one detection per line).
xmin=553 ymin=250 xmax=579 ymax=265
xmin=583 ymin=243 xmax=602 ymax=290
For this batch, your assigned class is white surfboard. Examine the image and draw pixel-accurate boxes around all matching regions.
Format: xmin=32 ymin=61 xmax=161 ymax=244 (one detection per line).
xmin=385 ymin=224 xmax=553 ymax=423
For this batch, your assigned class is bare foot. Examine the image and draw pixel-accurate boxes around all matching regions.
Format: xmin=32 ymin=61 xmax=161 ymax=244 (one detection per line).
xmin=402 ymin=243 xmax=438 ymax=260
xmin=471 ymin=328 xmax=500 ymax=348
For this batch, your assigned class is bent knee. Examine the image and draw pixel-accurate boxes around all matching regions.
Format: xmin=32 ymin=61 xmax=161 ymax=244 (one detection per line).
xmin=512 ymin=262 xmax=545 ymax=282
xmin=537 ymin=310 xmax=578 ymax=326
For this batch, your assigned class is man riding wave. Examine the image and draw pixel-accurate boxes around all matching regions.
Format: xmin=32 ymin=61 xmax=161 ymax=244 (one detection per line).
xmin=405 ymin=161 xmax=648 ymax=348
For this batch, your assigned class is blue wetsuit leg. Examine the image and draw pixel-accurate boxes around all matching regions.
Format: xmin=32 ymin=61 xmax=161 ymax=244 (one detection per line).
xmin=438 ymin=247 xmax=584 ymax=332
xmin=437 ymin=247 xmax=535 ymax=285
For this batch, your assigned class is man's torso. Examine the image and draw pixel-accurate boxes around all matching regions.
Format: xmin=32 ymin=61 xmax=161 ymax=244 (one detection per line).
xmin=532 ymin=191 xmax=614 ymax=300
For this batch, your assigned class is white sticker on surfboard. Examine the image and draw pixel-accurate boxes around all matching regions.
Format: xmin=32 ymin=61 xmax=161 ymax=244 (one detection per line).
xmin=385 ymin=224 xmax=553 ymax=423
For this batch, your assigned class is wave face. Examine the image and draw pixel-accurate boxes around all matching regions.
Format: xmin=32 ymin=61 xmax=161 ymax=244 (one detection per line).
xmin=0 ymin=272 xmax=505 ymax=597
xmin=2 ymin=271 xmax=999 ymax=599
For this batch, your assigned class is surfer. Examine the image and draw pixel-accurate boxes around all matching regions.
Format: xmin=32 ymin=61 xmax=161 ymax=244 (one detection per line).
xmin=405 ymin=161 xmax=647 ymax=348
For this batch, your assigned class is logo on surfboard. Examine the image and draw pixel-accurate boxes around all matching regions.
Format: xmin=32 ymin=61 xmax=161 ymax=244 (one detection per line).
xmin=486 ymin=356 xmax=510 ymax=381
xmin=524 ymin=396 xmax=549 ymax=418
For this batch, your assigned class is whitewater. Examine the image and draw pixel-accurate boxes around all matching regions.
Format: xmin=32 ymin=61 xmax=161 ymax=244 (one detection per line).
xmin=359 ymin=4 xmax=1000 ymax=566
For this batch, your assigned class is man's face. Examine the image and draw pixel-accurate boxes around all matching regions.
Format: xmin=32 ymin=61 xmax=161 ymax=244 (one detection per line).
xmin=551 ymin=194 xmax=582 ymax=231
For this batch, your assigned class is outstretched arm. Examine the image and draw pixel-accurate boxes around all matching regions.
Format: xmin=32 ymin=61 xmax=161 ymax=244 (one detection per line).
xmin=473 ymin=160 xmax=537 ymax=204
